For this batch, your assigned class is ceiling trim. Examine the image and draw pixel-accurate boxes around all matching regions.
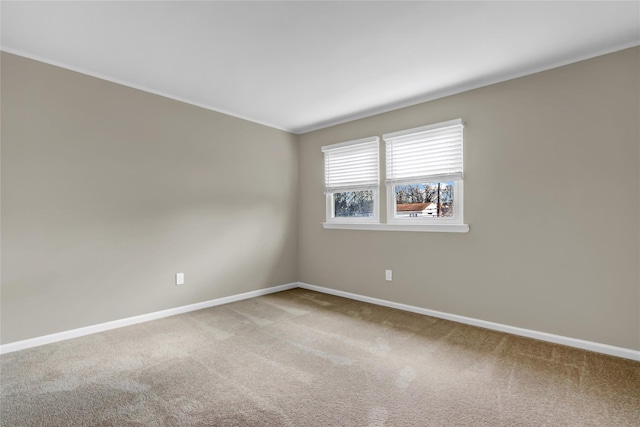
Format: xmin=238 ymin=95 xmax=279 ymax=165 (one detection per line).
xmin=3 ymin=40 xmax=639 ymax=136
xmin=294 ymin=40 xmax=640 ymax=134
xmin=0 ymin=46 xmax=293 ymax=134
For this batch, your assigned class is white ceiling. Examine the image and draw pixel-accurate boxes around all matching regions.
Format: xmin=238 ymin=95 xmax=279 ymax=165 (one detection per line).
xmin=2 ymin=1 xmax=639 ymax=134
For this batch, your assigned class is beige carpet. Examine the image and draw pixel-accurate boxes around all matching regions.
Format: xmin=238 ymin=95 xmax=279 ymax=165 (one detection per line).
xmin=1 ymin=288 xmax=639 ymax=426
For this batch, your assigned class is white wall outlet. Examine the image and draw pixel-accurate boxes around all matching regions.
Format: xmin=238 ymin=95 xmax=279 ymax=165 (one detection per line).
xmin=385 ymin=270 xmax=392 ymax=281
xmin=176 ymin=272 xmax=184 ymax=285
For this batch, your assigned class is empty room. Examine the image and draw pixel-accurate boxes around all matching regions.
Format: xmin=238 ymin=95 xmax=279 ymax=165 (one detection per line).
xmin=1 ymin=1 xmax=639 ymax=426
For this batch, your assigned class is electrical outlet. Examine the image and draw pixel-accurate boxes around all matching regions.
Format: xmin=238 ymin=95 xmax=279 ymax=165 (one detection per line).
xmin=385 ymin=270 xmax=392 ymax=281
xmin=176 ymin=272 xmax=184 ymax=285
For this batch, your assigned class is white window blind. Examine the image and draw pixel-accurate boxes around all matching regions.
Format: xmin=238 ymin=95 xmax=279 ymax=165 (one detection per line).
xmin=322 ymin=136 xmax=379 ymax=193
xmin=384 ymin=119 xmax=464 ymax=185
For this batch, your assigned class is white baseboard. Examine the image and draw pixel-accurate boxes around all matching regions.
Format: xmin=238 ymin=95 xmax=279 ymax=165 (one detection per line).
xmin=0 ymin=282 xmax=299 ymax=355
xmin=3 ymin=281 xmax=638 ymax=362
xmin=297 ymin=282 xmax=640 ymax=362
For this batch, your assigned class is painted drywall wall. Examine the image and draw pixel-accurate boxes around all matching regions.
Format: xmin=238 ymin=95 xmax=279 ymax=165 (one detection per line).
xmin=1 ymin=52 xmax=298 ymax=344
xmin=298 ymin=47 xmax=640 ymax=350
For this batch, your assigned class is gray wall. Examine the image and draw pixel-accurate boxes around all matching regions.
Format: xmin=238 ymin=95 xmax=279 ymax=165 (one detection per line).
xmin=1 ymin=52 xmax=299 ymax=344
xmin=2 ymin=47 xmax=639 ymax=352
xmin=298 ymin=47 xmax=640 ymax=350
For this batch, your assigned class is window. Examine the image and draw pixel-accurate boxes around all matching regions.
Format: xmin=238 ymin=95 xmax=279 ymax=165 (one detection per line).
xmin=384 ymin=119 xmax=465 ymax=226
xmin=322 ymin=137 xmax=379 ymax=223
xmin=321 ymin=120 xmax=468 ymax=233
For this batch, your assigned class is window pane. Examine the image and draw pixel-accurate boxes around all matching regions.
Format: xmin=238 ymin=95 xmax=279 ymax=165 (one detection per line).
xmin=395 ymin=182 xmax=454 ymax=218
xmin=333 ymin=191 xmax=374 ymax=218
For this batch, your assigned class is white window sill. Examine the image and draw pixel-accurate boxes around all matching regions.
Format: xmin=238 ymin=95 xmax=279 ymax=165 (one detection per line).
xmin=322 ymin=222 xmax=469 ymax=233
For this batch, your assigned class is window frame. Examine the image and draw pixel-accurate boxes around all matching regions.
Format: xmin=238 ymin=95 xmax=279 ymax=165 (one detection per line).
xmin=386 ymin=180 xmax=464 ymax=225
xmin=325 ymin=188 xmax=380 ymax=224
xmin=383 ymin=118 xmax=467 ymax=231
xmin=322 ymin=136 xmax=380 ymax=225
xmin=321 ymin=120 xmax=469 ymax=233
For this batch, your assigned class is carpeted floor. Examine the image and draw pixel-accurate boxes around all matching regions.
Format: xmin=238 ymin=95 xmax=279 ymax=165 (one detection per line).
xmin=1 ymin=288 xmax=639 ymax=426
